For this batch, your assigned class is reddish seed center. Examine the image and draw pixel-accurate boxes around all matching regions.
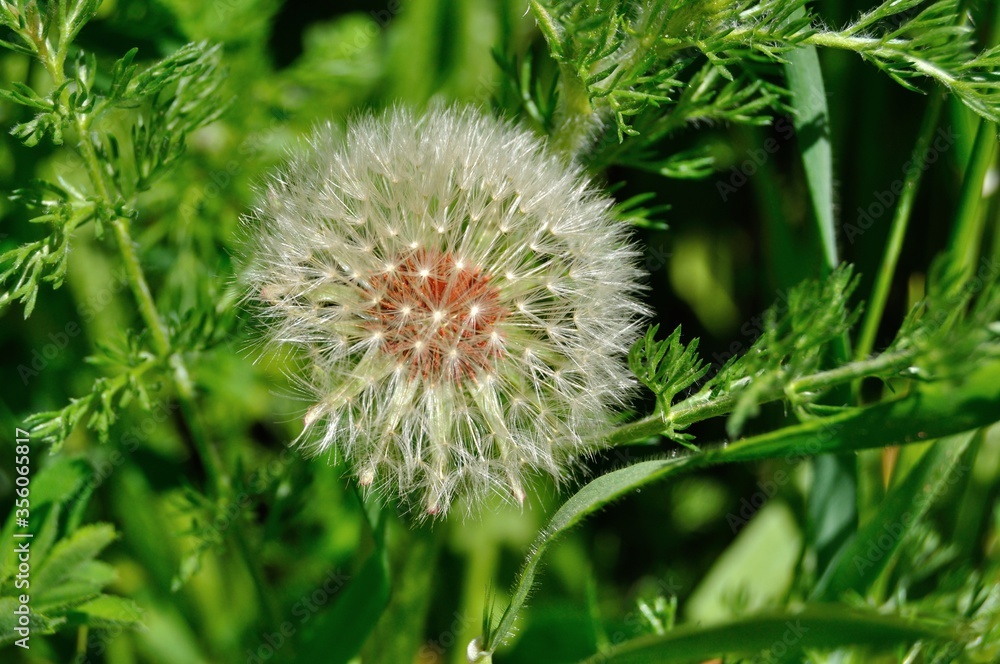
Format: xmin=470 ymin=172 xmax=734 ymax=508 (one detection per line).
xmin=365 ymin=248 xmax=506 ymax=381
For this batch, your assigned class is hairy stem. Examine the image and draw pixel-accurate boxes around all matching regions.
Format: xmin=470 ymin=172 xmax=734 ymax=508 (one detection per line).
xmin=43 ymin=36 xmax=276 ymax=624
xmin=606 ymin=349 xmax=917 ymax=447
xmin=550 ymin=62 xmax=599 ymax=160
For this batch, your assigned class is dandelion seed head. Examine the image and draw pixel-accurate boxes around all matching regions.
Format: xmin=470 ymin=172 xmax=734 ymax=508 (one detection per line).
xmin=244 ymin=106 xmax=648 ymax=518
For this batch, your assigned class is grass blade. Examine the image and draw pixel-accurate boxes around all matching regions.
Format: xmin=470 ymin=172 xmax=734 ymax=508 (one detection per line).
xmin=939 ymin=120 xmax=998 ymax=292
xmin=854 ymin=94 xmax=945 ymax=362
xmin=577 ymin=605 xmax=956 ymax=664
xmin=785 ymin=41 xmax=862 ymax=579
xmin=294 ymin=546 xmax=390 ymax=664
xmin=785 ymin=45 xmax=837 ymax=270
xmin=813 ymin=431 xmax=976 ymax=600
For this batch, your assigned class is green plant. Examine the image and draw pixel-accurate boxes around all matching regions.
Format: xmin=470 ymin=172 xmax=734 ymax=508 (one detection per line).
xmin=0 ymin=0 xmax=997 ymax=662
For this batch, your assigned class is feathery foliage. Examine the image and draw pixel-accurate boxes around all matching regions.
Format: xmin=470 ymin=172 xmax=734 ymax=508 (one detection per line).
xmin=526 ymin=0 xmax=1000 ymax=166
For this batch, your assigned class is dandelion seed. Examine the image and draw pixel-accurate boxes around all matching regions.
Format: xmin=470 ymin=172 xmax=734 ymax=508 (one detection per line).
xmin=243 ymin=106 xmax=648 ymax=517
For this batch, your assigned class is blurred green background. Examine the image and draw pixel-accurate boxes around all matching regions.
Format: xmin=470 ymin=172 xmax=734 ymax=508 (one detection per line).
xmin=1 ymin=0 xmax=998 ymax=663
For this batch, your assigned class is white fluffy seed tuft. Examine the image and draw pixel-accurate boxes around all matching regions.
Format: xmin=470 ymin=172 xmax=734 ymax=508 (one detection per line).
xmin=243 ymin=106 xmax=648 ymax=518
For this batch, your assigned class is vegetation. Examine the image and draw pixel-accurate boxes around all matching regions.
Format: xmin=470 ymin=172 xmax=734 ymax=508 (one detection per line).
xmin=1 ymin=0 xmax=998 ymax=662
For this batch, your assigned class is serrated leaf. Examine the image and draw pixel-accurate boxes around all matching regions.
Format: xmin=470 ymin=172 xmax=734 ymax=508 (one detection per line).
xmin=66 ymin=595 xmax=142 ymax=628
xmin=30 ymin=457 xmax=93 ymax=506
xmin=629 ymin=325 xmax=707 ymax=412
xmin=33 ymin=523 xmax=116 ymax=591
xmin=35 ymin=560 xmax=118 ymax=612
xmin=0 ymin=597 xmax=61 ymax=646
xmin=0 ymin=457 xmax=93 ymax=581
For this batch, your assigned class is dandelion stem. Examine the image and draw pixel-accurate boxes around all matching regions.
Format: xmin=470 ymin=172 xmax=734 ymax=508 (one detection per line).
xmin=363 ymin=518 xmax=441 ymax=663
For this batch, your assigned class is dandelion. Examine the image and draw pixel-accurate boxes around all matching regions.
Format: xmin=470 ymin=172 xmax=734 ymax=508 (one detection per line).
xmin=244 ymin=106 xmax=647 ymax=516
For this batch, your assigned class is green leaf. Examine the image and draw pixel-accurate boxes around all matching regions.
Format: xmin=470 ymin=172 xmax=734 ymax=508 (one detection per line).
xmin=294 ymin=548 xmax=390 ymax=664
xmin=107 ymin=47 xmax=140 ymax=102
xmin=940 ymin=120 xmax=998 ymax=291
xmin=484 ymin=359 xmax=1000 ymax=651
xmin=814 ymin=431 xmax=975 ymax=600
xmin=125 ymin=42 xmax=217 ymax=100
xmin=66 ymin=595 xmax=143 ymax=628
xmin=784 ymin=43 xmax=837 ymax=270
xmin=30 ymin=456 xmax=93 ymax=506
xmin=807 ymin=454 xmax=857 ymax=578
xmin=30 ymin=503 xmax=63 ymax=574
xmin=33 ymin=523 xmax=116 ymax=591
xmin=0 ymin=457 xmax=92 ymax=581
xmin=0 ymin=597 xmax=61 ymax=647
xmin=686 ymin=502 xmax=802 ymax=623
xmin=576 ymin=605 xmax=956 ymax=664
xmin=35 ymin=560 xmax=118 ymax=613
xmin=0 ymin=82 xmax=55 ymax=110
xmin=629 ymin=324 xmax=707 ymax=416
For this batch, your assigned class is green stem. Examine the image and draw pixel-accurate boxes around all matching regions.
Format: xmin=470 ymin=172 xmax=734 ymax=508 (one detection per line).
xmin=452 ymin=530 xmax=501 ymax=664
xmin=363 ymin=519 xmax=441 ymax=663
xmin=53 ymin=41 xmax=274 ymax=626
xmin=606 ymin=349 xmax=917 ymax=447
xmin=855 ymin=93 xmax=945 ymax=363
xmin=109 ymin=218 xmax=171 ymax=354
xmin=942 ymin=120 xmax=997 ymax=290
xmin=791 ymin=350 xmax=914 ymax=394
xmin=72 ymin=89 xmax=229 ymax=495
xmin=802 ymin=32 xmax=965 ymax=95
xmin=233 ymin=521 xmax=280 ymax=627
xmin=103 ymin=171 xmax=227 ymax=496
xmin=710 ymin=27 xmax=986 ymax=117
xmin=525 ymin=1 xmax=600 ymax=160
xmin=550 ymin=62 xmax=598 ymax=160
